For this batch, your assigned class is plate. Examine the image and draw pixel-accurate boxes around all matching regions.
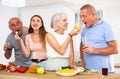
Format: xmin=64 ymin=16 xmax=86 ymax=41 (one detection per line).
xmin=79 ymin=72 xmax=99 ymax=75
xmin=55 ymin=67 xmax=85 ymax=76
xmin=56 ymin=71 xmax=77 ymax=76
xmin=78 ymin=69 xmax=99 ymax=75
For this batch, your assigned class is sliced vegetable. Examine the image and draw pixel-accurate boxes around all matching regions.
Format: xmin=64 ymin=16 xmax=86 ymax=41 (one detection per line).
xmin=61 ymin=66 xmax=70 ymax=69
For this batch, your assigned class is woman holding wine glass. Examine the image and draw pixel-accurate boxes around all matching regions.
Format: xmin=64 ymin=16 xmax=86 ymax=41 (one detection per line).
xmin=15 ymin=15 xmax=47 ymax=68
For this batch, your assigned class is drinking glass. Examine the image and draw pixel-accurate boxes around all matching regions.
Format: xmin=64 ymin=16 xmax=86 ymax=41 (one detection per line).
xmin=81 ymin=36 xmax=88 ymax=46
xmin=5 ymin=42 xmax=12 ymax=53
xmin=31 ymin=52 xmax=38 ymax=63
xmin=102 ymin=57 xmax=108 ymax=77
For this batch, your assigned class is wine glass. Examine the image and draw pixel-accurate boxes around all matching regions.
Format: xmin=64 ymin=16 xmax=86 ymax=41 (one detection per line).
xmin=4 ymin=42 xmax=12 ymax=53
xmin=31 ymin=52 xmax=38 ymax=63
xmin=81 ymin=36 xmax=88 ymax=46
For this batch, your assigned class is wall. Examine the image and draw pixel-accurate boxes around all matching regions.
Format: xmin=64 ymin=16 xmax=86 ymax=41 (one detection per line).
xmin=19 ymin=4 xmax=81 ymax=62
xmin=19 ymin=4 xmax=120 ymax=63
xmin=0 ymin=4 xmax=119 ymax=65
xmin=103 ymin=6 xmax=120 ymax=64
xmin=0 ymin=4 xmax=18 ymax=65
xmin=19 ymin=4 xmax=75 ymax=32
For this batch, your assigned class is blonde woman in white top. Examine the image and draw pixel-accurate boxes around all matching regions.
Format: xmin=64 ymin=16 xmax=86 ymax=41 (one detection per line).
xmin=45 ymin=13 xmax=80 ymax=70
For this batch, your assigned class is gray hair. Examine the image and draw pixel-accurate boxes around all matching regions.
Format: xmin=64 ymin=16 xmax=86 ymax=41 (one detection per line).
xmin=51 ymin=12 xmax=67 ymax=29
xmin=80 ymin=4 xmax=97 ymax=15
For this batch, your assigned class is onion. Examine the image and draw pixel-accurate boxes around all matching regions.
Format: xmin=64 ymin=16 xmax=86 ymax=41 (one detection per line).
xmin=9 ymin=65 xmax=16 ymax=72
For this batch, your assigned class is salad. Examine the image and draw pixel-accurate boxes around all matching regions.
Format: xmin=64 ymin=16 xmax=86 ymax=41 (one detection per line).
xmin=78 ymin=68 xmax=99 ymax=74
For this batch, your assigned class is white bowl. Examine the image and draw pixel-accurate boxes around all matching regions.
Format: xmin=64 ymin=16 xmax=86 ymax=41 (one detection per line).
xmin=45 ymin=57 xmax=69 ymax=71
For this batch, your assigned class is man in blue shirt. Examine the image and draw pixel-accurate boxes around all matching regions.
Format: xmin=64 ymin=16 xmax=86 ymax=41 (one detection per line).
xmin=80 ymin=4 xmax=118 ymax=72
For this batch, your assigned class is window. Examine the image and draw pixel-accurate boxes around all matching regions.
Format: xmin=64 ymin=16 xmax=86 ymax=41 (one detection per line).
xmin=96 ymin=9 xmax=103 ymax=18
xmin=74 ymin=9 xmax=103 ymax=27
xmin=74 ymin=11 xmax=83 ymax=28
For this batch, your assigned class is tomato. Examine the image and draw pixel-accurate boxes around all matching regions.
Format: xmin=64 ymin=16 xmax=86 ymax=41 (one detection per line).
xmin=3 ymin=65 xmax=6 ymax=69
xmin=16 ymin=67 xmax=21 ymax=72
xmin=16 ymin=67 xmax=27 ymax=73
xmin=0 ymin=64 xmax=4 ymax=70
xmin=19 ymin=68 xmax=26 ymax=73
xmin=0 ymin=64 xmax=6 ymax=70
xmin=0 ymin=64 xmax=3 ymax=66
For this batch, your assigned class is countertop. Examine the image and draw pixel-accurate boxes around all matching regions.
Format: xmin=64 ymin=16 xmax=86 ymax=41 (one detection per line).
xmin=74 ymin=62 xmax=120 ymax=68
xmin=0 ymin=69 xmax=120 ymax=79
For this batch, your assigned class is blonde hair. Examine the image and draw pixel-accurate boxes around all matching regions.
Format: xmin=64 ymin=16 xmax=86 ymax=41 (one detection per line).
xmin=51 ymin=12 xmax=67 ymax=30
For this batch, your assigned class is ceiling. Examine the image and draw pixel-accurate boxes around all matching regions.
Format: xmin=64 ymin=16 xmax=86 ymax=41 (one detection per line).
xmin=0 ymin=0 xmax=120 ymax=8
xmin=25 ymin=0 xmax=63 ymax=7
xmin=25 ymin=0 xmax=120 ymax=8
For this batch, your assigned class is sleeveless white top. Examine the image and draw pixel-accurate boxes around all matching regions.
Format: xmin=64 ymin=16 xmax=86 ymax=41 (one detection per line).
xmin=46 ymin=31 xmax=70 ymax=70
xmin=46 ymin=31 xmax=70 ymax=58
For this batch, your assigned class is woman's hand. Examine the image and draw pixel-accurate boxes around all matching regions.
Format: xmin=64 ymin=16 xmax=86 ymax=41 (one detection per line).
xmin=69 ymin=28 xmax=81 ymax=36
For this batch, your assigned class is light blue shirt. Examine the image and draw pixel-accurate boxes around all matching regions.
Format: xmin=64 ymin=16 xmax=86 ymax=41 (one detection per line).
xmin=81 ymin=18 xmax=116 ymax=72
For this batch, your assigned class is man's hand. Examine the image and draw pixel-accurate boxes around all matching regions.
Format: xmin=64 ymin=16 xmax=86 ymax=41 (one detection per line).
xmin=14 ymin=32 xmax=21 ymax=42
xmin=83 ymin=46 xmax=96 ymax=54
xmin=3 ymin=42 xmax=11 ymax=52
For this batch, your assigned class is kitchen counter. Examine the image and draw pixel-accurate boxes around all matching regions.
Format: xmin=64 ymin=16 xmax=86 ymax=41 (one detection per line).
xmin=114 ymin=63 xmax=120 ymax=68
xmin=0 ymin=70 xmax=120 ymax=79
xmin=74 ymin=62 xmax=120 ymax=68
